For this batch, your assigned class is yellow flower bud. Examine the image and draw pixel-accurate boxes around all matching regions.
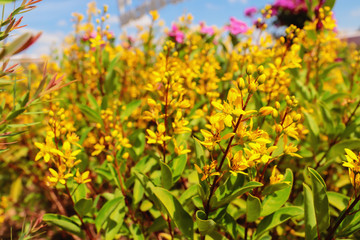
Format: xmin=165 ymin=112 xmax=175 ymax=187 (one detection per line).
xmin=238 ymin=77 xmax=245 ymax=89
xmin=275 ymin=124 xmax=283 ymax=133
xmin=257 ymin=65 xmax=264 ymax=74
xmin=246 ymin=65 xmax=254 ymax=75
xmin=258 ymin=74 xmax=266 ymax=84
xmin=293 ymin=114 xmax=301 ymax=122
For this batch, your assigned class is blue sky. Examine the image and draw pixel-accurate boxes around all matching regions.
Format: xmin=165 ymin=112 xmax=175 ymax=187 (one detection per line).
xmin=8 ymin=0 xmax=360 ymax=56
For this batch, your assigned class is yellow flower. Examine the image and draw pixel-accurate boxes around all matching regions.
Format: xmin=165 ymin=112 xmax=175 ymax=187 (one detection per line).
xmin=47 ymin=165 xmax=73 ymax=186
xmin=146 ymin=123 xmax=171 ymax=145
xmin=74 ymin=169 xmax=91 ymax=184
xmin=173 ymin=139 xmax=191 ymax=155
xmin=343 ymin=148 xmax=360 ymax=172
xmin=269 ymin=165 xmax=284 ymax=184
xmin=194 ymin=161 xmax=220 ymax=181
xmin=149 ymin=10 xmax=159 ymax=21
xmin=228 ymin=150 xmax=248 ymax=176
xmin=35 ymin=133 xmax=64 ymax=162
xmin=91 ymin=138 xmax=105 ymax=156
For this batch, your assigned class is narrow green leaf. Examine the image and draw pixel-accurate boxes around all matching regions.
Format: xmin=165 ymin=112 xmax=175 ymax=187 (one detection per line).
xmin=43 ymin=214 xmax=83 ymax=237
xmin=6 ymin=108 xmax=25 ymax=121
xmin=303 ymin=183 xmax=317 ymax=240
xmin=151 ymin=186 xmax=193 ymax=238
xmin=308 ymin=167 xmax=330 ymax=233
xmin=77 ymin=104 xmax=102 ymax=123
xmin=196 ymin=210 xmax=216 ymax=235
xmin=255 ymin=207 xmax=303 ymax=239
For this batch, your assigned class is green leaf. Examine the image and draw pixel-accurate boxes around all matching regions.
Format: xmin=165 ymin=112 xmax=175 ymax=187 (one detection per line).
xmin=160 ymin=161 xmax=173 ymax=189
xmin=246 ymin=194 xmax=261 ymax=222
xmin=120 ymin=99 xmax=141 ymax=120
xmin=308 ymin=168 xmax=330 ymax=234
xmin=196 ymin=210 xmax=216 ymax=235
xmin=304 ymin=112 xmax=319 ymax=137
xmin=324 ymin=0 xmax=335 ymax=9
xmin=133 ymin=179 xmax=144 ymax=205
xmin=140 ymin=199 xmax=153 ymax=212
xmin=212 ymin=181 xmax=263 ymax=208
xmin=78 ymin=104 xmax=102 ymax=123
xmin=105 ymin=197 xmax=126 ymax=240
xmin=151 ymin=186 xmax=193 ymax=238
xmin=254 ymin=207 xmax=303 ymax=239
xmin=171 ymin=154 xmax=187 ymax=183
xmin=95 ymin=197 xmax=124 ymax=232
xmin=261 ymin=169 xmax=293 ymax=217
xmin=8 ymin=121 xmax=40 ymax=128
xmin=179 ymin=184 xmax=198 ymax=204
xmin=262 ymin=182 xmax=290 ymax=196
xmin=43 ymin=214 xmax=83 ymax=237
xmin=6 ymin=108 xmax=25 ymax=121
xmin=329 ymin=140 xmax=360 ymax=159
xmin=74 ymin=198 xmax=93 ymax=217
xmin=327 ymin=191 xmax=349 ymax=212
xmin=337 ymin=201 xmax=360 ymax=237
xmin=194 ymin=137 xmax=205 ymax=166
xmin=303 ymin=183 xmax=317 ymax=240
xmin=0 ymin=0 xmax=16 ymax=4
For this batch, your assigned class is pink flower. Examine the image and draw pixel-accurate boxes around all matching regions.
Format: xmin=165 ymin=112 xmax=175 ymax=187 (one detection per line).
xmin=273 ymin=0 xmax=307 ymax=12
xmin=225 ymin=17 xmax=249 ymax=35
xmin=244 ymin=7 xmax=257 ymax=17
xmin=200 ymin=21 xmax=214 ymax=36
xmin=168 ymin=24 xmax=184 ymax=43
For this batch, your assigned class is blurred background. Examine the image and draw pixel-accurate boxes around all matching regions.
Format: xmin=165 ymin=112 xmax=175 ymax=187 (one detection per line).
xmin=8 ymin=0 xmax=360 ymax=57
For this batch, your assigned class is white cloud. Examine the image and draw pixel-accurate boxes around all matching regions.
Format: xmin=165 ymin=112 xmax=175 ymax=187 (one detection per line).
xmin=228 ymin=0 xmax=248 ymax=3
xmin=351 ymin=8 xmax=360 ymax=17
xmin=122 ymin=14 xmax=152 ymax=29
xmin=206 ymin=3 xmax=218 ymax=10
xmin=107 ymin=15 xmax=120 ymax=25
xmin=57 ymin=19 xmax=67 ymax=27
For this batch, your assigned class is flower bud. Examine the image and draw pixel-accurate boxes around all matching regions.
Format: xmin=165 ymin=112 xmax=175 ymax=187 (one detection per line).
xmin=258 ymin=74 xmax=266 ymax=83
xmin=275 ymin=101 xmax=280 ymax=110
xmin=293 ymin=113 xmax=301 ymax=122
xmin=275 ymin=124 xmax=283 ymax=133
xmin=257 ymin=65 xmax=264 ymax=75
xmin=246 ymin=65 xmax=254 ymax=75
xmin=238 ymin=77 xmax=245 ymax=89
xmin=272 ymin=109 xmax=278 ymax=118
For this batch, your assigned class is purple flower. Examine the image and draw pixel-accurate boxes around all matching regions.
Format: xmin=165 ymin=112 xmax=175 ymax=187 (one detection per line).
xmin=168 ymin=24 xmax=185 ymax=43
xmin=245 ymin=7 xmax=257 ymax=17
xmin=225 ymin=17 xmax=249 ymax=35
xmin=200 ymin=22 xmax=215 ymax=36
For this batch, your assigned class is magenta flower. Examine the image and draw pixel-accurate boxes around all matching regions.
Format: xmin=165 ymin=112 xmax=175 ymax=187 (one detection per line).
xmin=200 ymin=21 xmax=215 ymax=36
xmin=273 ymin=0 xmax=307 ymax=12
xmin=245 ymin=7 xmax=257 ymax=17
xmin=168 ymin=24 xmax=185 ymax=43
xmin=225 ymin=17 xmax=249 ymax=35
